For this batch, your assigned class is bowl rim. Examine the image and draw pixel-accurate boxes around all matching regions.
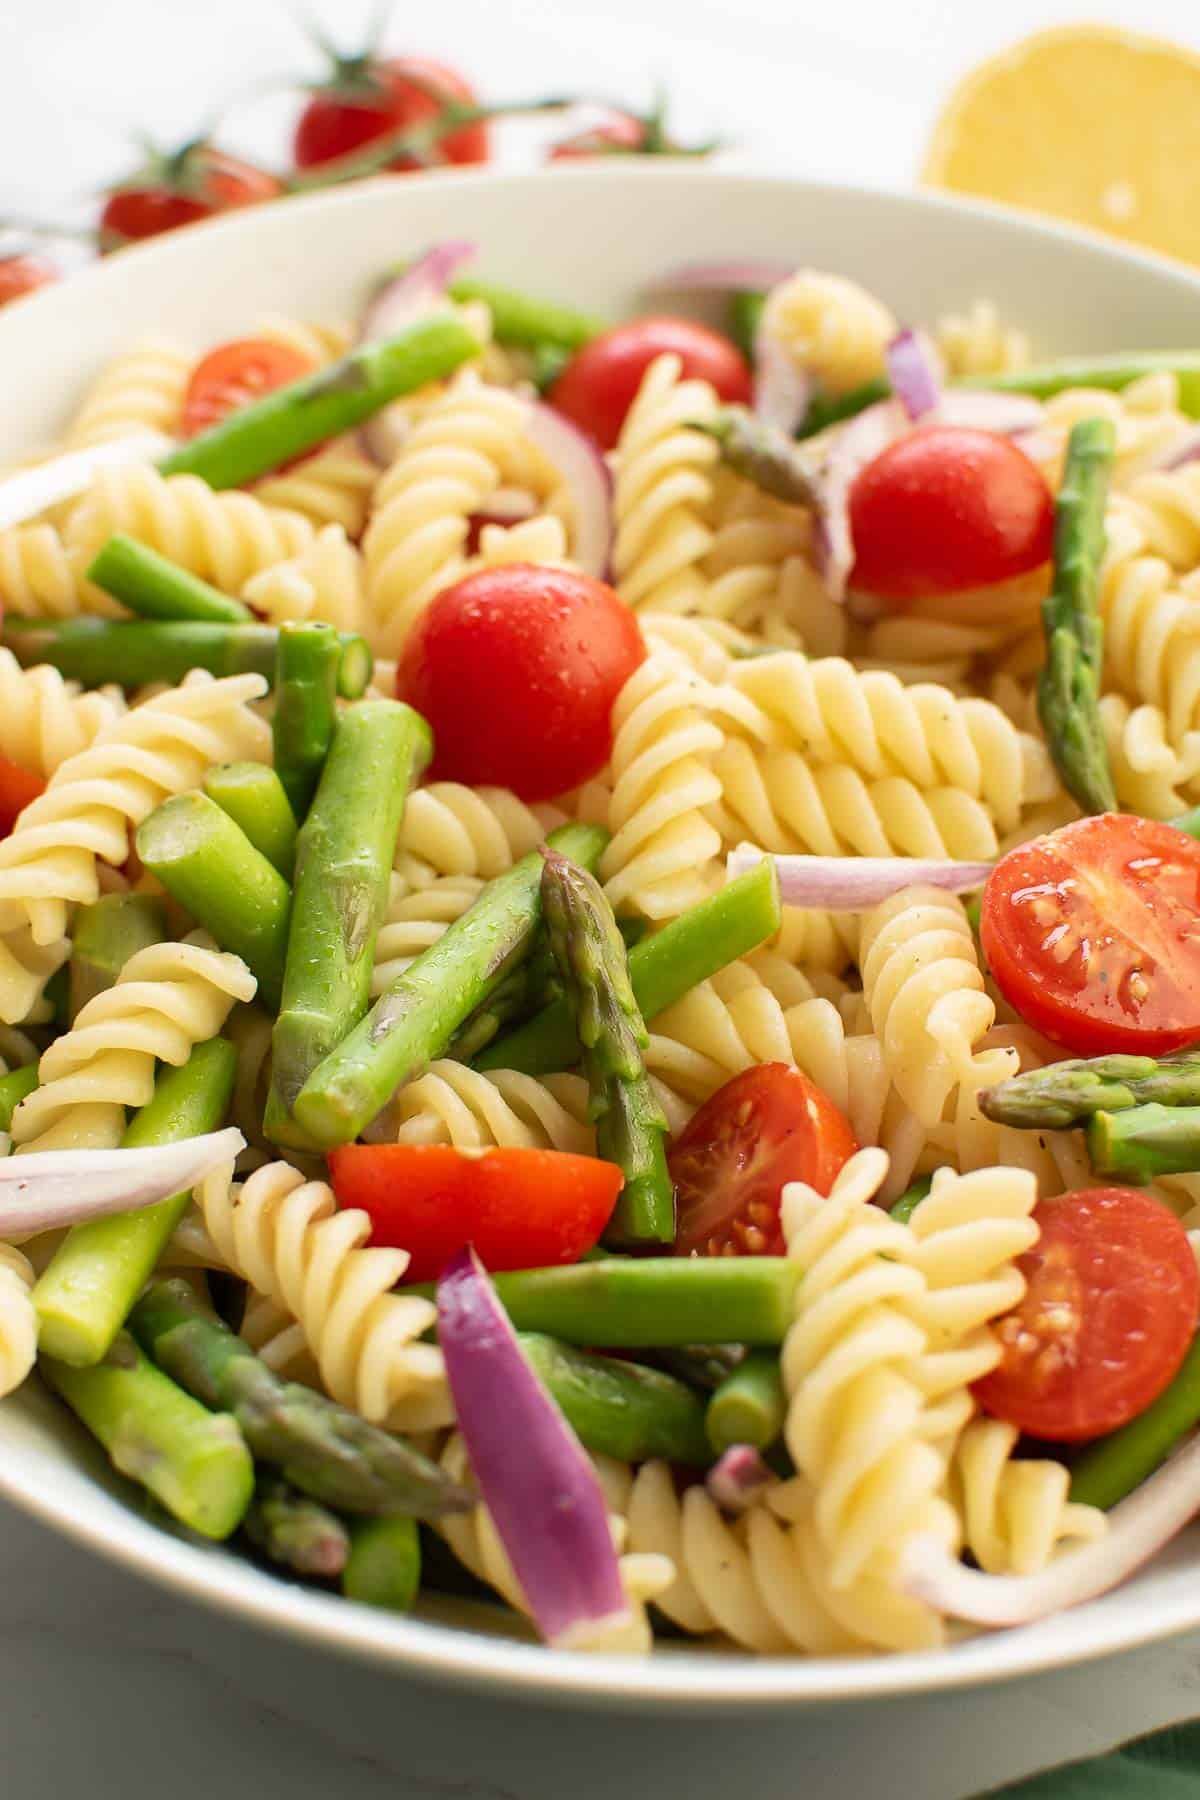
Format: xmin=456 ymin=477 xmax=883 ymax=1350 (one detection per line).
xmin=6 ymin=162 xmax=1200 ymax=1708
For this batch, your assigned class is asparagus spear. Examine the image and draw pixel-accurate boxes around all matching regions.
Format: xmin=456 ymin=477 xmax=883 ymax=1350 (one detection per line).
xmin=726 ymin=291 xmax=765 ymax=360
xmin=0 ymin=1063 xmax=37 ymax=1132
xmin=342 ymin=1515 xmax=421 ymax=1612
xmin=1070 ymin=1335 xmax=1200 ymax=1510
xmin=695 ymin=407 xmax=817 ymax=507
xmin=1087 ymin=1103 xmax=1200 ymax=1183
xmin=86 ymin=535 xmax=252 ymax=624
xmin=130 ymin=1278 xmax=471 ymax=1518
xmin=889 ymin=1177 xmax=933 ymax=1224
xmin=159 ymin=316 xmax=480 ymax=490
xmin=406 ymin=1258 xmax=799 ymax=1347
xmin=444 ymin=275 xmax=603 ymax=351
xmin=293 ymin=821 xmax=608 ymax=1150
xmin=518 ymin=1332 xmax=710 ymax=1464
xmin=980 ymin=1050 xmax=1200 ymax=1131
xmin=704 ymin=1349 xmax=786 ymax=1454
xmin=541 ymin=849 xmax=673 ymax=1246
xmin=244 ymin=1473 xmax=350 ymax=1578
xmin=2 ymin=617 xmax=373 ymax=698
xmin=448 ymin=936 xmax=562 ymax=1061
xmin=1173 ymin=803 xmax=1200 ymax=842
xmin=265 ymin=701 xmax=432 ymax=1147
xmin=136 ymin=795 xmax=290 ymax=1010
xmin=476 ymin=858 xmax=781 ymax=1076
xmin=33 ymin=1039 xmax=238 ymax=1366
xmin=68 ymin=893 xmax=166 ymax=1022
xmin=272 ymin=621 xmax=340 ymax=824
xmin=658 ymin=1343 xmax=748 ymax=1391
xmin=42 ymin=1331 xmax=253 ymax=1539
xmin=1036 ymin=416 xmax=1118 ymax=816
xmin=204 ymin=762 xmax=298 ymax=879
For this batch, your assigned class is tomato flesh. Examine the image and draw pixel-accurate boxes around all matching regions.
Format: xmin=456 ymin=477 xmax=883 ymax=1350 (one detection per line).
xmin=293 ymin=56 xmax=488 ymax=171
xmin=549 ymin=113 xmax=647 ymax=160
xmin=396 ymin=563 xmax=647 ymax=801
xmin=670 ymin=1063 xmax=857 ymax=1257
xmin=0 ymin=255 xmax=57 ymax=308
xmin=0 ymin=755 xmax=44 ymax=836
xmin=982 ymin=814 xmax=1200 ymax=1055
xmin=181 ymin=340 xmax=314 ymax=444
xmin=328 ymin=1144 xmax=621 ymax=1282
xmin=848 ymin=425 xmax=1054 ymax=605
xmin=549 ymin=316 xmax=753 ymax=451
xmin=974 ymin=1187 xmax=1198 ymax=1442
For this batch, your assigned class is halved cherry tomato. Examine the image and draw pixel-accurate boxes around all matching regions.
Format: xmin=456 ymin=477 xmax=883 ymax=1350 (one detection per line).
xmin=549 ymin=111 xmax=649 ymax=160
xmin=982 ymin=814 xmax=1200 ymax=1056
xmin=180 ymin=340 xmax=314 ymax=441
xmin=848 ymin=425 xmax=1054 ymax=605
xmin=328 ymin=1144 xmax=622 ymax=1282
xmin=396 ymin=563 xmax=647 ymax=801
xmin=0 ymin=255 xmax=57 ymax=308
xmin=669 ymin=1063 xmax=857 ymax=1258
xmin=549 ymin=317 xmax=753 ymax=450
xmin=293 ymin=53 xmax=488 ymax=172
xmin=0 ymin=755 xmax=44 ymax=836
xmin=973 ymin=1187 xmax=1199 ymax=1442
xmin=100 ymin=147 xmax=282 ymax=250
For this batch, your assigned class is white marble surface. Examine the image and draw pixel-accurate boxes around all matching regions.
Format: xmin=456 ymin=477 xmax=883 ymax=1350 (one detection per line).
xmin=8 ymin=2 xmax=1200 ymax=1795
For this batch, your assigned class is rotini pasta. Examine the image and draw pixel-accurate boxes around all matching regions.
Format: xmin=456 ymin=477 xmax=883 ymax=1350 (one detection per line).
xmin=0 ymin=1243 xmax=36 ymax=1399
xmin=242 ymin=524 xmax=368 ymax=634
xmin=761 ymin=270 xmax=897 ymax=395
xmin=611 ymin=354 xmax=719 ymax=614
xmin=950 ymin=1418 xmax=1106 ymax=1576
xmin=63 ymin=339 xmax=191 ymax=449
xmin=0 ymin=648 xmax=126 ymax=779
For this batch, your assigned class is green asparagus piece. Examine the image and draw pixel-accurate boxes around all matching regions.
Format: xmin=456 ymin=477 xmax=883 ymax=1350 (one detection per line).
xmin=244 ymin=1474 xmax=350 ymax=1578
xmin=1070 ymin=1335 xmax=1200 ymax=1510
xmin=1172 ymin=803 xmax=1200 ymax=841
xmin=530 ymin=343 xmax=571 ymax=393
xmin=271 ymin=621 xmax=340 ymax=823
xmin=658 ymin=1343 xmax=748 ymax=1391
xmin=889 ymin=1177 xmax=934 ymax=1224
xmin=42 ymin=1331 xmax=253 ymax=1539
xmin=449 ymin=936 xmax=562 ymax=1061
xmin=266 ymin=702 xmax=432 ymax=1148
xmin=697 ymin=407 xmax=817 ymax=507
xmin=159 ymin=316 xmax=480 ymax=489
xmin=704 ymin=1349 xmax=786 ymax=1454
xmin=444 ymin=276 xmax=603 ymax=351
xmin=130 ymin=1278 xmax=470 ymax=1518
xmin=0 ymin=1063 xmax=37 ymax=1132
xmin=541 ymin=849 xmax=673 ymax=1246
xmin=726 ymin=291 xmax=765 ymax=360
xmin=33 ymin=1039 xmax=238 ymax=1366
xmin=86 ymin=535 xmax=252 ymax=624
xmin=518 ymin=1332 xmax=710 ymax=1463
xmin=798 ymin=377 xmax=892 ymax=438
xmin=981 ymin=1050 xmax=1200 ymax=1131
xmin=1036 ymin=417 xmax=1118 ymax=816
xmin=68 ymin=893 xmax=166 ymax=1022
xmin=408 ymin=1258 xmax=799 ymax=1347
xmin=342 ymin=1515 xmax=421 ymax=1612
xmin=293 ymin=821 xmax=608 ymax=1150
xmin=43 ymin=964 xmax=69 ymax=1029
xmin=1087 ymin=1103 xmax=1200 ymax=1182
xmin=136 ymin=794 xmax=290 ymax=1010
xmin=204 ymin=762 xmax=298 ymax=879
xmin=2 ymin=616 xmax=373 ymax=698
xmin=476 ymin=858 xmax=781 ymax=1075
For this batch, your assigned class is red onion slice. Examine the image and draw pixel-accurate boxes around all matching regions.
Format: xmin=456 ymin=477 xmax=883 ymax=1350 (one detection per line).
xmin=726 ymin=848 xmax=993 ymax=908
xmin=1155 ymin=424 xmax=1200 ymax=471
xmin=936 ymin=392 xmax=1046 ymax=435
xmin=648 ymin=261 xmax=795 ymax=296
xmin=707 ymin=1445 xmax=774 ymax=1513
xmin=0 ymin=430 xmax=174 ymax=531
xmin=901 ymin=1430 xmax=1200 ymax=1627
xmin=0 ymin=1127 xmax=244 ymax=1235
xmin=357 ymin=241 xmax=479 ymax=467
xmin=437 ymin=1247 xmax=629 ymax=1648
xmin=753 ymin=322 xmax=810 ymax=437
xmin=525 ymin=401 xmax=613 ymax=579
xmin=808 ymin=401 xmax=905 ymax=602
xmin=887 ymin=329 xmax=944 ymax=422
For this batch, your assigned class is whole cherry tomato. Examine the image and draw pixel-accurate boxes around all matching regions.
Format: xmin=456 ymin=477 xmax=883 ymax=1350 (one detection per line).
xmin=293 ymin=49 xmax=488 ymax=172
xmin=549 ymin=316 xmax=753 ymax=450
xmin=100 ymin=144 xmax=282 ymax=250
xmin=0 ymin=255 xmax=58 ymax=308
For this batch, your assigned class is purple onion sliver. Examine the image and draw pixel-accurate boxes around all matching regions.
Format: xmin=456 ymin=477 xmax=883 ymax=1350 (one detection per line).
xmin=809 ymin=400 xmax=903 ymax=602
xmin=936 ymin=392 xmax=1046 ymax=436
xmin=886 ymin=328 xmax=944 ymax=422
xmin=437 ymin=1248 xmax=629 ymax=1647
xmin=707 ymin=1445 xmax=774 ymax=1513
xmin=1160 ymin=424 xmax=1200 ymax=470
xmin=649 ymin=261 xmax=795 ymax=295
xmin=726 ymin=849 xmax=994 ymax=909
xmin=0 ymin=1127 xmax=245 ymax=1235
xmin=752 ymin=323 xmax=810 ymax=437
xmin=357 ymin=241 xmax=480 ymax=467
xmin=524 ymin=402 xmax=614 ymax=579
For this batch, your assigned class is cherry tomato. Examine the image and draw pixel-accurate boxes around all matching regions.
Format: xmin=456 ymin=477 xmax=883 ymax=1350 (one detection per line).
xmin=848 ymin=425 xmax=1054 ymax=605
xmin=549 ymin=316 xmax=753 ymax=450
xmin=973 ymin=1187 xmax=1198 ymax=1442
xmin=0 ymin=255 xmax=57 ymax=308
xmin=328 ymin=1144 xmax=622 ymax=1282
xmin=293 ymin=54 xmax=488 ymax=172
xmin=670 ymin=1063 xmax=857 ymax=1258
xmin=396 ymin=563 xmax=646 ymax=801
xmin=180 ymin=340 xmax=314 ymax=441
xmin=549 ymin=111 xmax=648 ymax=160
xmin=982 ymin=814 xmax=1200 ymax=1056
xmin=0 ymin=755 xmax=44 ymax=836
xmin=100 ymin=146 xmax=281 ymax=250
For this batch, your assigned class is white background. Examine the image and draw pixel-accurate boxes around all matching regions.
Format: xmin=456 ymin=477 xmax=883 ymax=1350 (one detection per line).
xmin=4 ymin=3 xmax=1200 ymax=1797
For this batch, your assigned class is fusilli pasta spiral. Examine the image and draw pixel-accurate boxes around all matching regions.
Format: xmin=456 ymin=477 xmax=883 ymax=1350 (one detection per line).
xmin=611 ymin=354 xmax=718 ymax=614
xmin=0 ymin=1243 xmax=36 ymax=1399
xmin=761 ymin=271 xmax=896 ymax=395
xmin=0 ymin=649 xmax=126 ymax=779
xmin=63 ymin=339 xmax=191 ymax=449
xmin=950 ymin=1418 xmax=1106 ymax=1576
xmin=242 ymin=524 xmax=367 ymax=635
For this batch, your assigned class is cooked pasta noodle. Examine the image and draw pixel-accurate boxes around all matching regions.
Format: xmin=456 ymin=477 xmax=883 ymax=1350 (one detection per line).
xmin=761 ymin=270 xmax=897 ymax=395
xmin=394 ymin=781 xmax=564 ymax=886
xmin=63 ymin=339 xmax=191 ymax=449
xmin=935 ymin=301 xmax=1030 ymax=379
xmin=242 ymin=524 xmax=367 ymax=634
xmin=611 ymin=354 xmax=718 ymax=614
xmin=950 ymin=1418 xmax=1106 ymax=1576
xmin=0 ymin=649 xmax=126 ymax=778
xmin=254 ymin=438 xmax=377 ymax=538
xmin=0 ymin=1244 xmax=36 ymax=1398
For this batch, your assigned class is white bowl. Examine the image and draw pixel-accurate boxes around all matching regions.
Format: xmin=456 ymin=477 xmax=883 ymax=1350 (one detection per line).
xmin=4 ymin=165 xmax=1200 ymax=1710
